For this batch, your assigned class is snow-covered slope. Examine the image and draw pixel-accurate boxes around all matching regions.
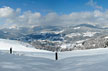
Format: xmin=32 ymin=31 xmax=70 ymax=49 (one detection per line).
xmin=1 ymin=48 xmax=108 ymax=71
xmin=1 ymin=24 xmax=108 ymax=51
xmin=83 ymin=31 xmax=98 ymax=37
xmin=0 ymin=39 xmax=50 ymax=52
xmin=0 ymin=38 xmax=108 ymax=71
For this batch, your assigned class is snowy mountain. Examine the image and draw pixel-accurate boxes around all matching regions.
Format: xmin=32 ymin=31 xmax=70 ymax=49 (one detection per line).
xmin=0 ymin=24 xmax=108 ymax=71
xmin=0 ymin=24 xmax=108 ymax=51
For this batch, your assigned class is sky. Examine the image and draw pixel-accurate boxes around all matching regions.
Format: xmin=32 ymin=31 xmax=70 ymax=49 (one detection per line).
xmin=0 ymin=0 xmax=108 ymax=28
xmin=0 ymin=0 xmax=106 ymax=15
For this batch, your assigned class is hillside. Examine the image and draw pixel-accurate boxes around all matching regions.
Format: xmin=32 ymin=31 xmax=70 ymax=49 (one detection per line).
xmin=0 ymin=38 xmax=108 ymax=71
xmin=0 ymin=47 xmax=108 ymax=71
xmin=0 ymin=39 xmax=50 ymax=52
xmin=0 ymin=24 xmax=108 ymax=51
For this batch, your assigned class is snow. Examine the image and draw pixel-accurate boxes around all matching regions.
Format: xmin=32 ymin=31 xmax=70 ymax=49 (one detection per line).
xmin=1 ymin=39 xmax=108 ymax=71
xmin=105 ymin=36 xmax=108 ymax=39
xmin=65 ymin=33 xmax=81 ymax=38
xmin=83 ymin=32 xmax=98 ymax=37
xmin=0 ymin=39 xmax=50 ymax=52
xmin=74 ymin=27 xmax=80 ymax=29
xmin=1 ymin=48 xmax=108 ymax=71
xmin=40 ymin=30 xmax=64 ymax=34
xmin=76 ymin=40 xmax=85 ymax=43
xmin=54 ymin=30 xmax=64 ymax=34
xmin=61 ymin=43 xmax=71 ymax=48
xmin=74 ymin=40 xmax=85 ymax=46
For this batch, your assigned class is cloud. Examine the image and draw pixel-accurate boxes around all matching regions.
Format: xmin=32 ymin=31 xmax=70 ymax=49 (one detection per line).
xmin=0 ymin=7 xmax=14 ymax=18
xmin=86 ymin=0 xmax=103 ymax=10
xmin=0 ymin=7 xmax=108 ymax=28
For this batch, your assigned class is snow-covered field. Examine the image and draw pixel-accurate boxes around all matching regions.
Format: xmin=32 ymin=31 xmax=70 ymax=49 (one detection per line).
xmin=0 ymin=39 xmax=50 ymax=52
xmin=0 ymin=39 xmax=108 ymax=71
